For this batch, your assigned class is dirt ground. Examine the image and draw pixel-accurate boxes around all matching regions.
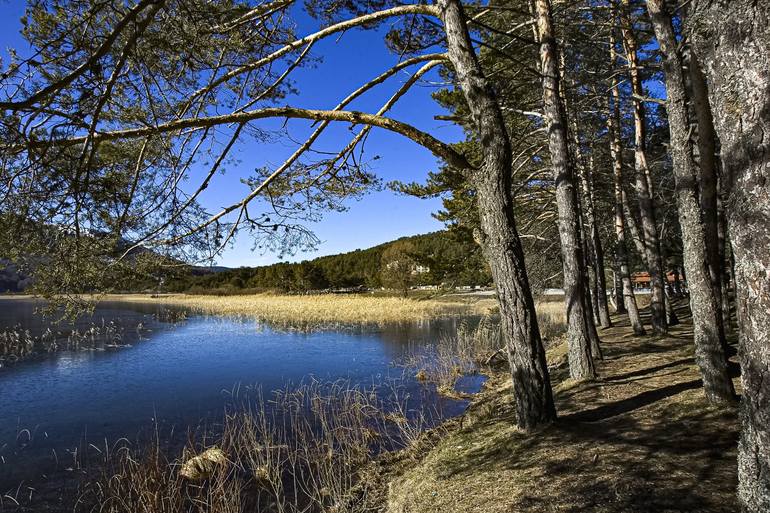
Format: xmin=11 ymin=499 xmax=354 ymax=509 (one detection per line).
xmin=383 ymin=302 xmax=741 ymax=513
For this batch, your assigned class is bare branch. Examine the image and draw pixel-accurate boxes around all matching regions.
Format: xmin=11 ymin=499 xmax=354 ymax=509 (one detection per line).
xmin=23 ymin=106 xmax=467 ymax=168
xmin=179 ymin=4 xmax=439 ymax=113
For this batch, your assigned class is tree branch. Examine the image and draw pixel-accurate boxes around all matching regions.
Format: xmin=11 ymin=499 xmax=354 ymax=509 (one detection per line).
xmin=23 ymin=106 xmax=467 ymax=168
xmin=179 ymin=4 xmax=439 ymax=114
xmin=0 ymin=0 xmax=163 ymax=111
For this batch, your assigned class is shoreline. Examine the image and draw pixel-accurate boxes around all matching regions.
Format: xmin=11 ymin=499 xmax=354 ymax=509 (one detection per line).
xmin=0 ymin=292 xmax=498 ymax=326
xmin=376 ymin=305 xmax=740 ymax=513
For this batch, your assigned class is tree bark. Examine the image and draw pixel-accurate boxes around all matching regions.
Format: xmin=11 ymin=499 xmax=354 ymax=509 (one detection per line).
xmin=664 ymin=290 xmax=679 ymax=326
xmin=689 ymin=54 xmax=722 ymax=297
xmin=534 ymin=0 xmax=596 ymax=380
xmin=623 ymin=195 xmax=648 ymax=260
xmin=717 ymin=190 xmax=732 ymax=333
xmin=620 ymin=0 xmax=668 ymax=334
xmin=624 ymin=192 xmax=678 ymax=324
xmin=560 ymin=55 xmax=609 ymax=345
xmin=646 ymin=0 xmax=736 ymax=404
xmin=613 ymin=261 xmax=627 ymax=314
xmin=688 ymin=1 xmax=770 ymax=510
xmin=588 ymin=261 xmax=601 ymax=324
xmin=689 ymin=52 xmax=732 ymax=350
xmin=438 ymin=0 xmax=556 ymax=430
xmin=608 ymin=25 xmax=646 ymax=335
xmin=660 ymin=247 xmax=681 ymax=326
xmin=609 ymin=108 xmax=646 ymax=335
xmin=577 ymin=193 xmax=604 ymax=359
xmin=574 ymin=127 xmax=612 ymax=329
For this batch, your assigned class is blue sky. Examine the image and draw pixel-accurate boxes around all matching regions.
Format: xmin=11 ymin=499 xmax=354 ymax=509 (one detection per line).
xmin=0 ymin=1 xmax=463 ymax=267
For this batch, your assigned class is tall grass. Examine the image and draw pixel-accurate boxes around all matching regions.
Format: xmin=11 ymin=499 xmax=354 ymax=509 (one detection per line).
xmin=534 ymin=301 xmax=568 ymax=342
xmin=404 ymin=303 xmax=567 ymax=394
xmin=75 ymin=380 xmax=438 ymax=513
xmin=0 ymin=320 xmax=133 ymax=367
xmin=115 ymin=293 xmax=486 ymax=327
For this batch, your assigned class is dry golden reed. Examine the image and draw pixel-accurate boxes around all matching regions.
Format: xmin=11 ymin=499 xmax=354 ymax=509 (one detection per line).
xmin=115 ymin=293 xmax=488 ymax=326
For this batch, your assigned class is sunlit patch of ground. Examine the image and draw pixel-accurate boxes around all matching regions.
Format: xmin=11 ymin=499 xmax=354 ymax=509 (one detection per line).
xmin=383 ymin=302 xmax=740 ymax=513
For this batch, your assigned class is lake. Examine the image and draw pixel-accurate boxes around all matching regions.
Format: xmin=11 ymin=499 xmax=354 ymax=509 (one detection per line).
xmin=0 ymin=298 xmax=480 ymax=494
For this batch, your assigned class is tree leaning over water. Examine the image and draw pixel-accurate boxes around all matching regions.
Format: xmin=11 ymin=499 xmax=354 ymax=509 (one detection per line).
xmin=1 ymin=0 xmax=557 ymax=430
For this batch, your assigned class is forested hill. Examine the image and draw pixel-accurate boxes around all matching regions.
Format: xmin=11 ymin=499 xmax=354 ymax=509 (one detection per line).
xmin=167 ymin=231 xmax=491 ymax=293
xmin=0 ymin=260 xmax=31 ymax=293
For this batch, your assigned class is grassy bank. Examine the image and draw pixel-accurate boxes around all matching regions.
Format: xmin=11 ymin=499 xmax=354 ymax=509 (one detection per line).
xmin=113 ymin=293 xmax=496 ymax=326
xmin=383 ymin=304 xmax=740 ymax=513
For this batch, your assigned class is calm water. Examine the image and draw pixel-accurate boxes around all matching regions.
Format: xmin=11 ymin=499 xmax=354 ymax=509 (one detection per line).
xmin=0 ymin=299 xmax=480 ymax=491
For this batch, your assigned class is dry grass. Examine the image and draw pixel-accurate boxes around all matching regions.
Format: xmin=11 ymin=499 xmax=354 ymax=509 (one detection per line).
xmin=533 ymin=300 xmax=567 ymax=341
xmin=72 ymin=380 xmax=439 ymax=513
xmin=385 ymin=303 xmax=741 ymax=513
xmin=110 ymin=293 xmax=491 ymax=327
xmin=402 ymin=303 xmax=566 ymax=397
xmin=0 ymin=320 xmax=130 ymax=366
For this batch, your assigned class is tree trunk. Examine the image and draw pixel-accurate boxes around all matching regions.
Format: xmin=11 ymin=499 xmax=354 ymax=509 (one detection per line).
xmin=560 ymin=55 xmax=609 ymax=344
xmin=620 ymin=0 xmax=668 ymax=334
xmin=661 ymin=247 xmax=681 ymax=325
xmin=688 ymin=1 xmax=770 ymax=510
xmin=717 ymin=190 xmax=732 ymax=333
xmin=438 ymin=0 xmax=556 ymax=430
xmin=689 ymin=51 xmax=730 ymax=354
xmin=534 ymin=0 xmax=596 ymax=380
xmin=613 ymin=262 xmax=627 ymax=314
xmin=608 ymin=24 xmax=645 ymax=335
xmin=623 ymin=195 xmax=648 ymax=260
xmin=588 ymin=263 xmax=601 ymax=324
xmin=575 ymin=129 xmax=612 ymax=329
xmin=672 ymin=267 xmax=683 ymax=296
xmin=664 ymin=291 xmax=679 ymax=326
xmin=646 ymin=0 xmax=736 ymax=404
xmin=690 ymin=54 xmax=721 ymax=292
xmin=624 ymin=192 xmax=679 ymax=323
xmin=609 ymin=109 xmax=646 ymax=335
xmin=577 ymin=194 xmax=604 ymax=359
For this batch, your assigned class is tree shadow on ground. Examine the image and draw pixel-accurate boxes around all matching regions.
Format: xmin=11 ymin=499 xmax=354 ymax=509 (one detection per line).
xmin=392 ymin=304 xmax=740 ymax=513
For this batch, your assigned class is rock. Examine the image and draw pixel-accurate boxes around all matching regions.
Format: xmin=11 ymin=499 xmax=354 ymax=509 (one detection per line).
xmin=179 ymin=447 xmax=228 ymax=481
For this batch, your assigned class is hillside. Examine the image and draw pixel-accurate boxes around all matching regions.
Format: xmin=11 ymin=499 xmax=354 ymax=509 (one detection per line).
xmin=0 ymin=260 xmax=31 ymax=293
xmin=0 ymin=231 xmax=493 ymax=294
xmin=166 ymin=230 xmax=493 ymax=293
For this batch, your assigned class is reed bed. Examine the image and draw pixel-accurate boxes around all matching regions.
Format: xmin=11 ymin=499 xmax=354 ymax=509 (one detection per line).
xmin=0 ymin=320 xmax=133 ymax=367
xmin=404 ymin=303 xmax=567 ymax=395
xmin=534 ymin=300 xmax=568 ymax=341
xmin=115 ymin=293 xmax=486 ymax=327
xmin=72 ymin=303 xmax=567 ymax=512
xmin=75 ymin=380 xmax=438 ymax=513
